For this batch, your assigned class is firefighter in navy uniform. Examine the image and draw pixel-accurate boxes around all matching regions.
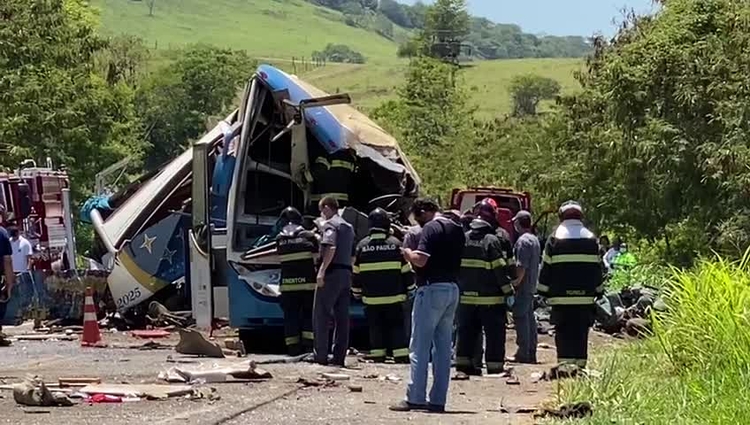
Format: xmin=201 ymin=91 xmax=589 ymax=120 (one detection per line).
xmin=468 ymin=199 xmax=515 ymax=371
xmin=537 ymin=201 xmax=604 ymax=369
xmin=455 ymin=216 xmax=514 ymax=376
xmin=352 ymin=208 xmax=415 ymax=363
xmin=276 ymin=207 xmax=319 ymax=356
xmin=307 ymin=149 xmax=356 ymax=216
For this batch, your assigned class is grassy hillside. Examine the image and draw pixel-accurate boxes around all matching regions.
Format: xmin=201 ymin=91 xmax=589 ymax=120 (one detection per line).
xmin=303 ymin=58 xmax=584 ymax=117
xmin=92 ymin=0 xmax=584 ymax=117
xmin=91 ymin=0 xmax=403 ymax=65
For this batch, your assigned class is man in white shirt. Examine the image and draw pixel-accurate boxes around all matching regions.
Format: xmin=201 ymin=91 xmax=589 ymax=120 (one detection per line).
xmin=8 ymin=226 xmax=32 ymax=273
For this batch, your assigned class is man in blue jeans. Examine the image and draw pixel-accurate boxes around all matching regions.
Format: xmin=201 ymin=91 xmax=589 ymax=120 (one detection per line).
xmin=390 ymin=199 xmax=465 ymax=413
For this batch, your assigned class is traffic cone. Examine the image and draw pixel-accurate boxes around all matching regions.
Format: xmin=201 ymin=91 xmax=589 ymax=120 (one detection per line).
xmin=81 ymin=287 xmax=105 ymax=347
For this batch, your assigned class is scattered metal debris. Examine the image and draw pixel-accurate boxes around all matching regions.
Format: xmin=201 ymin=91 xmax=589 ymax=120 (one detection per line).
xmin=175 ymin=328 xmax=225 ymax=358
xmin=534 ymin=401 xmax=593 ymax=419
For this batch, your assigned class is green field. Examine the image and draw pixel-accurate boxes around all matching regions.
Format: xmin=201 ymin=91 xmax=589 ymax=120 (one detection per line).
xmin=303 ymin=59 xmax=584 ymax=117
xmin=92 ymin=0 xmax=584 ymax=117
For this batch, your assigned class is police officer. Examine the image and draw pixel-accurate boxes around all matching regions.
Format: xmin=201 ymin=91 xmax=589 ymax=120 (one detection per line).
xmin=352 ymin=208 xmax=415 ymax=363
xmin=455 ymin=215 xmax=514 ymax=376
xmin=538 ymin=201 xmax=604 ymax=369
xmin=314 ymin=196 xmax=355 ymax=366
xmin=276 ymin=207 xmax=319 ymax=356
xmin=307 ymin=149 xmax=356 ymax=216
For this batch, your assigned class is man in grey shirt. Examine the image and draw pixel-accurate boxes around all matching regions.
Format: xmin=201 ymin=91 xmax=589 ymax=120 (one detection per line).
xmin=314 ymin=196 xmax=355 ymax=366
xmin=510 ymin=210 xmax=540 ymax=364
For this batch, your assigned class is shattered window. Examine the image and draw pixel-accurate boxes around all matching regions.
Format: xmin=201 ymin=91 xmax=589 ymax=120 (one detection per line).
xmin=243 ymin=171 xmax=303 ymax=217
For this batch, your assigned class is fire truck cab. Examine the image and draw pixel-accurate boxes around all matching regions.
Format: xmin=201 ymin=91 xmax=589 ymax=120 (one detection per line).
xmin=0 ymin=161 xmax=72 ymax=271
xmin=450 ymin=186 xmax=553 ymax=243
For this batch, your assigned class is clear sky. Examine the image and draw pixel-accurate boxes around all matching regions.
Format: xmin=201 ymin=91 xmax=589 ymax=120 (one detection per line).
xmin=399 ymin=0 xmax=658 ymax=37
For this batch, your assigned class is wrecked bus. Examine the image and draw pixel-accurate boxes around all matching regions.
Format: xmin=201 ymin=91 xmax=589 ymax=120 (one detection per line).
xmin=86 ymin=64 xmax=420 ymax=343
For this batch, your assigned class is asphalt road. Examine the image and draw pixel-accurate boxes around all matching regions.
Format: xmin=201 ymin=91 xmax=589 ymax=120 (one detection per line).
xmin=0 ymin=324 xmax=572 ymax=425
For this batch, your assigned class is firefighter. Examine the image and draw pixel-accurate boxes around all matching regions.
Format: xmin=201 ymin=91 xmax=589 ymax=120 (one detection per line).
xmin=538 ymin=200 xmax=604 ymax=369
xmin=455 ymin=215 xmax=514 ymax=376
xmin=468 ymin=199 xmax=515 ymax=370
xmin=307 ymin=149 xmax=356 ymax=216
xmin=276 ymin=207 xmax=319 ymax=356
xmin=352 ymin=208 xmax=415 ymax=363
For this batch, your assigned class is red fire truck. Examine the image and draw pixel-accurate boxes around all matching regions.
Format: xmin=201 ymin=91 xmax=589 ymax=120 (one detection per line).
xmin=0 ymin=160 xmax=74 ymax=271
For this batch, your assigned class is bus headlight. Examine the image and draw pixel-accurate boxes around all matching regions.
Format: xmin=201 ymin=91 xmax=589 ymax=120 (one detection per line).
xmin=229 ymin=261 xmax=281 ymax=298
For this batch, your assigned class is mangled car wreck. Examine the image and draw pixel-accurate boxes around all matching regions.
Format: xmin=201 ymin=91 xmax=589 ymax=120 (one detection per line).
xmin=83 ymin=64 xmax=421 ymax=339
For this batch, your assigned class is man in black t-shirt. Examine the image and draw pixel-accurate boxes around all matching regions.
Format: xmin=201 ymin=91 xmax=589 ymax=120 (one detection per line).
xmin=390 ymin=199 xmax=465 ymax=414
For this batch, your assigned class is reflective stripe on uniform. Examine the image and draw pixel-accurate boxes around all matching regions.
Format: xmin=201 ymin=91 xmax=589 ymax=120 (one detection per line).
xmin=310 ymin=193 xmax=349 ymax=202
xmin=370 ymin=234 xmax=386 ymax=240
xmin=285 ymin=336 xmax=301 ymax=346
xmin=401 ymin=263 xmax=411 ymax=273
xmin=359 ymin=261 xmax=402 ymax=272
xmin=363 ymin=294 xmax=407 ymax=305
xmin=351 ymin=287 xmax=362 ymax=293
xmin=302 ymin=331 xmax=314 ymax=340
xmin=543 ymin=253 xmax=600 ymax=264
xmin=461 ymin=258 xmax=507 ymax=269
xmin=406 ymin=284 xmax=417 ymax=292
xmin=353 ymin=265 xmax=360 ymax=274
xmin=460 ymin=295 xmax=505 ymax=305
xmin=369 ymin=348 xmax=387 ymax=357
xmin=280 ymin=283 xmax=317 ymax=292
xmin=537 ymin=283 xmax=550 ymax=293
xmin=392 ymin=348 xmax=409 ymax=358
xmin=546 ymin=296 xmax=596 ymax=305
xmin=501 ymin=284 xmax=513 ymax=294
xmin=280 ymin=252 xmax=313 ymax=262
xmin=315 ymin=157 xmax=330 ymax=168
xmin=330 ymin=160 xmax=355 ymax=171
xmin=490 ymin=258 xmax=507 ymax=268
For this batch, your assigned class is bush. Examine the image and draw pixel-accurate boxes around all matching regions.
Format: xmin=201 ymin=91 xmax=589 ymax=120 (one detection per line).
xmin=561 ymin=251 xmax=750 ymax=423
xmin=311 ymin=44 xmax=365 ymax=64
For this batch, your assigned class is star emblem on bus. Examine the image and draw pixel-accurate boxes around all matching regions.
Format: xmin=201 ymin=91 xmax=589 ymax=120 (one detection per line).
xmin=140 ymin=233 xmax=156 ymax=254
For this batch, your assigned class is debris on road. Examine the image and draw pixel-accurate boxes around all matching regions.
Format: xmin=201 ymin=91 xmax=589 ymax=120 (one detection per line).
xmin=297 ymin=377 xmax=339 ymax=388
xmin=321 ymin=372 xmax=350 ymax=381
xmin=13 ymin=378 xmax=74 ymax=407
xmin=78 ymin=383 xmax=194 ymax=399
xmin=534 ymin=285 xmax=665 ymax=338
xmin=175 ymin=328 xmax=225 ymax=358
xmin=58 ymin=377 xmax=101 ymax=387
xmin=535 ymin=401 xmax=593 ymax=419
xmin=13 ymin=334 xmax=77 ymax=341
xmin=159 ymin=361 xmax=272 ymax=384
xmin=130 ymin=329 xmax=171 ymax=339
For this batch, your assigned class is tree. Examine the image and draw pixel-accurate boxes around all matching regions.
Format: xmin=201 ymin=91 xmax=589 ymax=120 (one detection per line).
xmin=508 ymin=75 xmax=561 ymax=117
xmin=0 ymin=0 xmax=146 ymax=197
xmin=136 ymin=45 xmax=254 ymax=169
xmin=373 ymin=57 xmax=473 ymax=196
